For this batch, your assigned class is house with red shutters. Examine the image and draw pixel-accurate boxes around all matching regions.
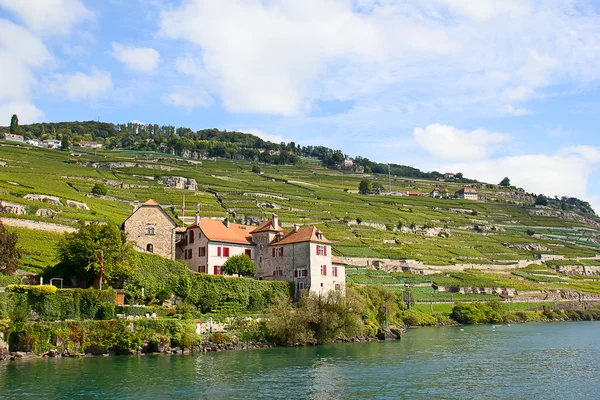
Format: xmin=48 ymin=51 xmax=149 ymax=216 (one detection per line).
xmin=175 ymin=213 xmax=346 ymax=296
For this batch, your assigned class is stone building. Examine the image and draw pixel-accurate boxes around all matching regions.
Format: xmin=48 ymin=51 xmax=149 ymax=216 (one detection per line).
xmin=122 ymin=199 xmax=178 ymax=259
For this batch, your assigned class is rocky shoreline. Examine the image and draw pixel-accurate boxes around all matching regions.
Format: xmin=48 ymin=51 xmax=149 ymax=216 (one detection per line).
xmin=0 ymin=334 xmax=393 ymax=362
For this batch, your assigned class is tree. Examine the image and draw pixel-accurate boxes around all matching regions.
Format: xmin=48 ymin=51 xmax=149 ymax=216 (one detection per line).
xmin=358 ymin=179 xmax=372 ymax=194
xmin=56 ymin=222 xmax=135 ymax=283
xmin=0 ymin=221 xmax=21 ymax=275
xmin=499 ymin=177 xmax=511 ymax=187
xmin=251 ymin=165 xmax=261 ymax=174
xmin=61 ymin=137 xmax=70 ymax=151
xmin=91 ymin=183 xmax=108 ymax=196
xmin=221 ymin=254 xmax=256 ymax=277
xmin=9 ymin=114 xmax=18 ymax=135
xmin=535 ymin=194 xmax=548 ymax=206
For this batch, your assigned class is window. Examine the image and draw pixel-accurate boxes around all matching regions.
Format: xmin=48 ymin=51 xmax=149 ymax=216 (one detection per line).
xmin=223 ymin=247 xmax=230 ymax=257
xmin=332 ymin=266 xmax=338 ymax=277
xmin=294 ymin=268 xmax=308 ymax=278
xmin=146 ymin=244 xmax=153 ymax=253
xmin=146 ymin=226 xmax=155 ymax=235
xmin=185 ymin=249 xmax=192 ymax=260
xmin=272 ymin=268 xmax=283 ymax=277
xmin=275 ymin=247 xmax=284 ymax=257
xmin=335 ymin=284 xmax=341 ymax=291
xmin=316 ymin=245 xmax=325 ymax=256
xmin=245 ymin=249 xmax=252 ymax=257
xmin=189 ymin=230 xmax=195 ymax=244
xmin=321 ymin=265 xmax=327 ymax=276
xmin=297 ymin=282 xmax=305 ymax=291
xmin=199 ymin=265 xmax=206 ymax=273
xmin=199 ymin=246 xmax=206 ymax=257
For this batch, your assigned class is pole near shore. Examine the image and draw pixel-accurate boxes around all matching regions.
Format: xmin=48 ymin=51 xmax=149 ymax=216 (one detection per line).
xmin=99 ymin=250 xmax=104 ymax=290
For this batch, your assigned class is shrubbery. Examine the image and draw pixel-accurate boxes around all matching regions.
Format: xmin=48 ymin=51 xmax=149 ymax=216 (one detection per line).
xmin=265 ymin=290 xmax=366 ymax=346
xmin=6 ymin=284 xmax=57 ymax=295
xmin=0 ymin=288 xmax=116 ymax=321
xmin=127 ymin=253 xmax=293 ymax=315
xmin=6 ymin=319 xmax=201 ymax=354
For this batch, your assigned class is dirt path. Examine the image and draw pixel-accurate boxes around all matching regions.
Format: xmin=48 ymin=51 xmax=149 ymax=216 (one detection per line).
xmin=0 ymin=217 xmax=77 ymax=233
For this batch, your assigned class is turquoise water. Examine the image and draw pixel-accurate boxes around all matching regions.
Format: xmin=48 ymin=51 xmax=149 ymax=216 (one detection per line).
xmin=1 ymin=322 xmax=599 ymax=399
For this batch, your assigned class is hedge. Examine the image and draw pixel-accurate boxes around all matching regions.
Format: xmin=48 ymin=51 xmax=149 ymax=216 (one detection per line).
xmin=127 ymin=253 xmax=293 ymax=314
xmin=0 ymin=288 xmax=116 ymax=321
xmin=186 ymin=274 xmax=293 ymax=314
xmin=6 ymin=284 xmax=57 ymax=295
xmin=6 ymin=319 xmax=200 ymax=354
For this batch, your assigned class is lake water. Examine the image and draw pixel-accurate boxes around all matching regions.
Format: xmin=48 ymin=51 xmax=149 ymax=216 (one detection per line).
xmin=1 ymin=322 xmax=599 ymax=399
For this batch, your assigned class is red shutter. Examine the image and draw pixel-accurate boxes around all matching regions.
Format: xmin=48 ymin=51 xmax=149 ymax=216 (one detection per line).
xmin=316 ymin=246 xmax=319 ymax=255
xmin=294 ymin=270 xmax=298 ymax=278
xmin=214 ymin=265 xmax=218 ymax=275
xmin=272 ymin=248 xmax=275 ymax=257
xmin=281 ymin=247 xmax=284 ymax=257
xmin=324 ymin=246 xmax=327 ymax=256
xmin=323 ymin=265 xmax=327 ymax=276
xmin=224 ymin=247 xmax=229 ymax=257
xmin=273 ymin=270 xmax=276 ymax=277
xmin=217 ymin=247 xmax=221 ymax=257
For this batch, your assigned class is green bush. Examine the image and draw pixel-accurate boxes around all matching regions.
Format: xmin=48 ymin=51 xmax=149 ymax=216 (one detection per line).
xmin=6 ymin=284 xmax=57 ymax=295
xmin=209 ymin=332 xmax=231 ymax=344
xmin=0 ymin=289 xmax=116 ymax=321
xmin=7 ymin=319 xmax=201 ymax=354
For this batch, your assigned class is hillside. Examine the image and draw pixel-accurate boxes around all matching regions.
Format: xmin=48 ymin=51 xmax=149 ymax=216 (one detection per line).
xmin=1 ymin=136 xmax=599 ymax=261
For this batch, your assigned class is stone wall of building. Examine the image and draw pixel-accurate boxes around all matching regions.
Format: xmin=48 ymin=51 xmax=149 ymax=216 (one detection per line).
xmin=123 ymin=206 xmax=176 ymax=260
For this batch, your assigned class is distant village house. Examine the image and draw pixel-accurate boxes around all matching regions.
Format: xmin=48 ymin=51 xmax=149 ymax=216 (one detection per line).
xmin=79 ymin=140 xmax=103 ymax=149
xmin=455 ymin=187 xmax=478 ymax=200
xmin=3 ymin=133 xmax=24 ymax=142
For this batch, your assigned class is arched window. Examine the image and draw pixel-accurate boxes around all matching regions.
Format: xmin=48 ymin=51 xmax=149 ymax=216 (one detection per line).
xmin=146 ymin=243 xmax=153 ymax=253
xmin=189 ymin=230 xmax=195 ymax=244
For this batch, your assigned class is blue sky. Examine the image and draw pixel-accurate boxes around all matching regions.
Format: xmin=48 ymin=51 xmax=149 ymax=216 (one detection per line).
xmin=1 ymin=0 xmax=600 ymax=209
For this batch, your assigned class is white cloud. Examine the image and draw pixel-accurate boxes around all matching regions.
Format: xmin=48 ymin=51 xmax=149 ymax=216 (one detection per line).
xmin=420 ymin=124 xmax=600 ymax=211
xmin=158 ymin=0 xmax=386 ymax=115
xmin=0 ymin=19 xmax=52 ymax=124
xmin=45 ymin=68 xmax=113 ymax=101
xmin=243 ymin=128 xmax=286 ymax=144
xmin=413 ymin=123 xmax=511 ymax=161
xmin=156 ymin=0 xmax=600 ymax=118
xmin=443 ymin=154 xmax=594 ymax=200
xmin=0 ymin=101 xmax=44 ymax=125
xmin=162 ymin=88 xmax=212 ymax=109
xmin=560 ymin=145 xmax=600 ymax=163
xmin=0 ymin=0 xmax=92 ymax=36
xmin=109 ymin=42 xmax=160 ymax=73
xmin=504 ymin=104 xmax=534 ymax=116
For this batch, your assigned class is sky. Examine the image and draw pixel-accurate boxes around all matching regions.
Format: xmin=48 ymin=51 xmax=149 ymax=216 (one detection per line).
xmin=1 ymin=0 xmax=600 ymax=210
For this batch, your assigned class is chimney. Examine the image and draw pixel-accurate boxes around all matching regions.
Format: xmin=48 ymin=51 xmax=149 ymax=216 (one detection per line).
xmin=294 ymin=224 xmax=299 ymax=233
xmin=195 ymin=211 xmax=200 ymax=226
xmin=224 ymin=217 xmax=230 ymax=228
xmin=271 ymin=214 xmax=279 ymax=230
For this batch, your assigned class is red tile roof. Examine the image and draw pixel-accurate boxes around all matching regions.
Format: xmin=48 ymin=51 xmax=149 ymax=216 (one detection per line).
xmin=272 ymin=226 xmax=331 ymax=245
xmin=332 ymin=256 xmax=347 ymax=265
xmin=192 ymin=219 xmax=254 ymax=245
